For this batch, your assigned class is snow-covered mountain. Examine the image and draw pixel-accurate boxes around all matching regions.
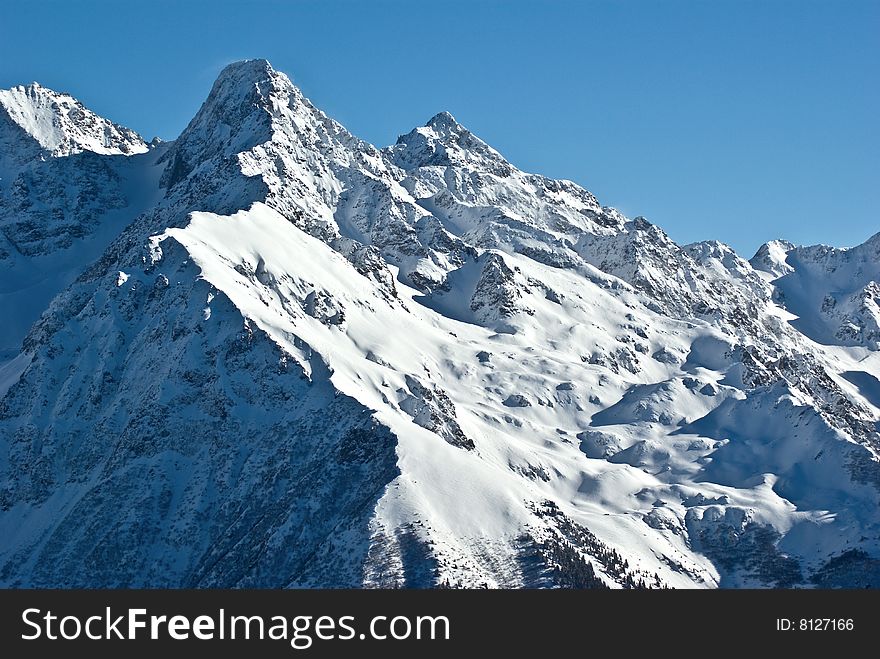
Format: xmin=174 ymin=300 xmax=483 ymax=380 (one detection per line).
xmin=1 ymin=60 xmax=878 ymax=588
xmin=0 ymin=82 xmax=147 ymax=171
xmin=0 ymin=83 xmax=160 ymax=365
xmin=751 ymin=235 xmax=880 ymax=350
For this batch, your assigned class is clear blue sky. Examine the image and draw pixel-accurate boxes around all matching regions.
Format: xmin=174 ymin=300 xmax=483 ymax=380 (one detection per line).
xmin=1 ymin=0 xmax=877 ymax=256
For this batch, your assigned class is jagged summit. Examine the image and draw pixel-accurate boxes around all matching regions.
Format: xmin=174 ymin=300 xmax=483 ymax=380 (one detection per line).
xmin=158 ymin=58 xmax=301 ymax=190
xmin=388 ymin=109 xmax=510 ymax=173
xmin=750 ymin=239 xmax=796 ymax=278
xmin=685 ymin=239 xmax=750 ymax=267
xmin=0 ymin=82 xmax=148 ymax=159
xmin=425 ymin=110 xmax=462 ymax=133
xmin=750 ymin=233 xmax=880 ymax=348
xmin=217 ymin=57 xmax=275 ymax=79
xmin=170 ymin=59 xmax=293 ymax=145
xmin=205 ymin=58 xmax=303 ymax=114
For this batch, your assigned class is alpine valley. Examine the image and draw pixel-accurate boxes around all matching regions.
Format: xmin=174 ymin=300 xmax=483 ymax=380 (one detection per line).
xmin=1 ymin=60 xmax=878 ymax=588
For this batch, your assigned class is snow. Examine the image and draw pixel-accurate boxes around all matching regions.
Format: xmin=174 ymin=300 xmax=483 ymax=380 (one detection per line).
xmin=751 ymin=234 xmax=880 ymax=349
xmin=750 ymin=239 xmax=795 ymax=279
xmin=0 ymin=351 xmax=31 ymax=399
xmin=0 ymin=83 xmax=148 ymax=158
xmin=0 ymin=143 xmax=168 ymax=360
xmin=148 ymin=199 xmax=878 ymax=588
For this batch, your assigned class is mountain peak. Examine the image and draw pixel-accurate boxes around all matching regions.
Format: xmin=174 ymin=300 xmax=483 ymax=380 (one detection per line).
xmin=215 ymin=58 xmax=276 ymax=84
xmin=388 ymin=110 xmax=511 ymax=173
xmin=750 ymin=239 xmax=795 ymax=278
xmin=0 ymin=82 xmax=148 ymax=158
xmin=162 ymin=59 xmax=299 ymax=183
xmin=425 ymin=110 xmax=462 ymax=133
xmin=159 ymin=57 xmax=370 ymax=198
xmin=206 ymin=58 xmax=297 ymax=105
xmin=195 ymin=58 xmax=309 ymax=124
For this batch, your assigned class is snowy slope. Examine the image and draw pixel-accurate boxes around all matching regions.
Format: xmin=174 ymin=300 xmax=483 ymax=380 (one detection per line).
xmin=752 ymin=234 xmax=880 ymax=350
xmin=0 ymin=146 xmax=167 ymax=361
xmin=0 ymin=60 xmax=878 ymax=589
xmin=0 ymin=83 xmax=161 ymax=361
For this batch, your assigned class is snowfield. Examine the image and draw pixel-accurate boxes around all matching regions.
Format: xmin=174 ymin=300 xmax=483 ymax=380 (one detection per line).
xmin=0 ymin=60 xmax=878 ymax=588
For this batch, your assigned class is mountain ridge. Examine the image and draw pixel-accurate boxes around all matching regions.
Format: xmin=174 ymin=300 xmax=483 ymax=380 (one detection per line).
xmin=0 ymin=81 xmax=149 ymax=164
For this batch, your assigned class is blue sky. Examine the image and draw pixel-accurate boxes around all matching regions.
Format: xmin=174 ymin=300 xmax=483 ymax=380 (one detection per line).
xmin=1 ymin=0 xmax=876 ymax=256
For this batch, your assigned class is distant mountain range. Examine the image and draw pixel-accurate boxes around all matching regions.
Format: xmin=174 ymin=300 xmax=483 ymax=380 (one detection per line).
xmin=1 ymin=60 xmax=878 ymax=588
